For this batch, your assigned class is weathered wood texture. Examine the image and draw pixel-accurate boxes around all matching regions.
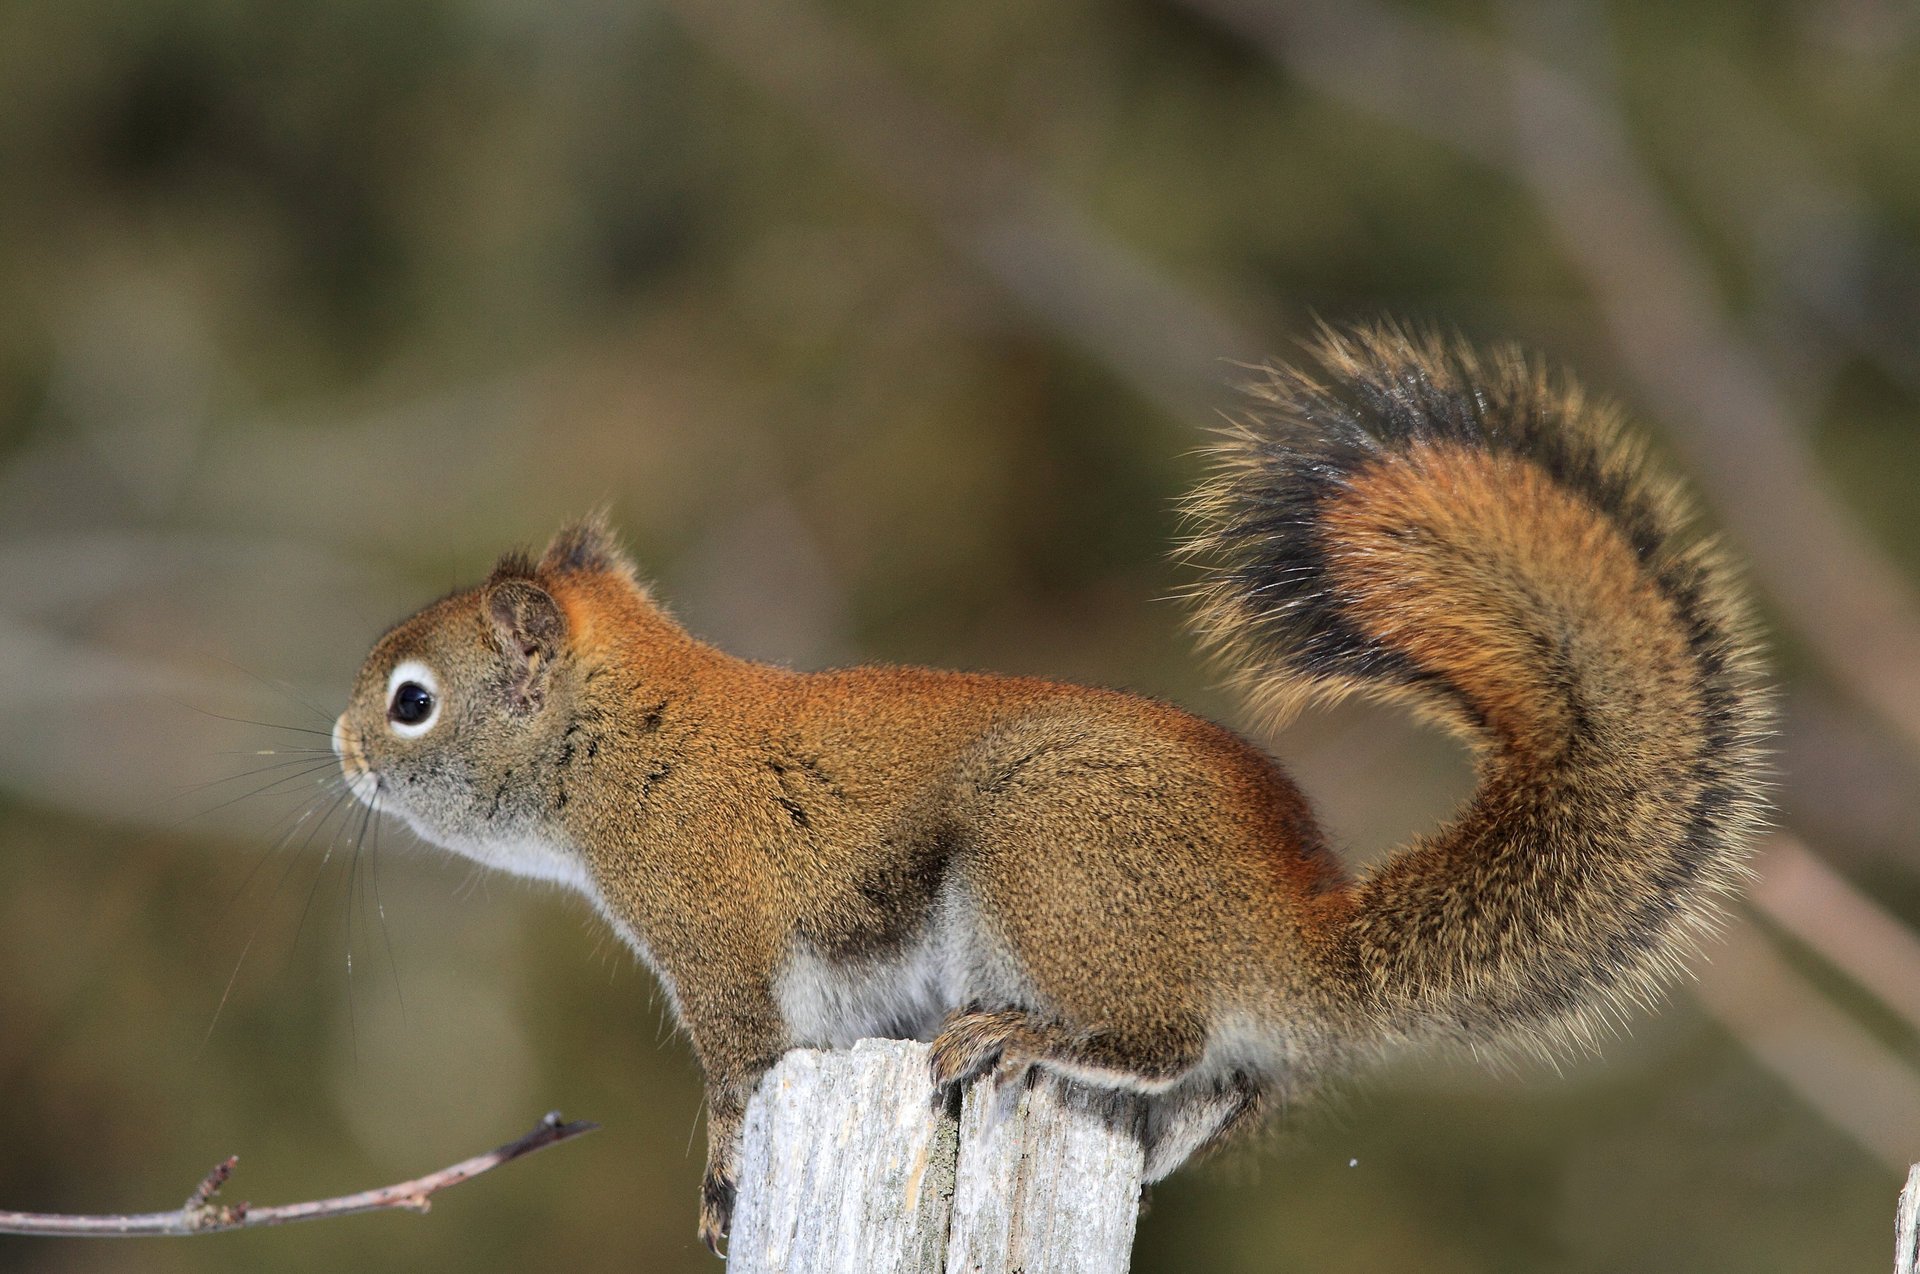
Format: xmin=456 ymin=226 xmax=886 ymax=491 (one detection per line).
xmin=731 ymin=1039 xmax=1145 ymax=1273
xmin=948 ymin=1064 xmax=1147 ymax=1273
xmin=729 ymin=1040 xmax=957 ymax=1274
xmin=1897 ymin=1164 xmax=1920 ymax=1274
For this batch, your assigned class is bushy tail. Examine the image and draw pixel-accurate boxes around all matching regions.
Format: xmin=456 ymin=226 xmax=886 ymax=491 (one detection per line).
xmin=1182 ymin=326 xmax=1770 ymax=1051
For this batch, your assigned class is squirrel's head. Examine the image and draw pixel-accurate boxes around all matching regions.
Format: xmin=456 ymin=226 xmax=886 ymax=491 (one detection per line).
xmin=331 ymin=514 xmax=644 ymax=888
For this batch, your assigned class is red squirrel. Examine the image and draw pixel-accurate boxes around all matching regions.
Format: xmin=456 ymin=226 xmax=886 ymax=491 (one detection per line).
xmin=330 ymin=326 xmax=1770 ymax=1253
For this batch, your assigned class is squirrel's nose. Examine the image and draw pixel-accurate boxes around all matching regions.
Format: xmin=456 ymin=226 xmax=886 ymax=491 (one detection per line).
xmin=331 ymin=715 xmax=349 ymax=759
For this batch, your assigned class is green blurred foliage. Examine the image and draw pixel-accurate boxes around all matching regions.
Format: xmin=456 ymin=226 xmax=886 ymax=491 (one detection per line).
xmin=0 ymin=0 xmax=1916 ymax=1270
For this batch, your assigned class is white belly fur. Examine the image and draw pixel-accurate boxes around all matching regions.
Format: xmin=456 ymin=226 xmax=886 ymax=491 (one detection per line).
xmin=774 ymin=929 xmax=953 ymax=1047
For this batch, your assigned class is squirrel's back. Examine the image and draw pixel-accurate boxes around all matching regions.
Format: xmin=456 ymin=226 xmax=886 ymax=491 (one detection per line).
xmin=1184 ymin=326 xmax=1771 ymax=1052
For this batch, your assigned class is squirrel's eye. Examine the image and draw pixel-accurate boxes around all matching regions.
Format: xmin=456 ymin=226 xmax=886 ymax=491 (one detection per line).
xmin=390 ymin=682 xmax=434 ymax=725
xmin=384 ymin=660 xmax=441 ymax=737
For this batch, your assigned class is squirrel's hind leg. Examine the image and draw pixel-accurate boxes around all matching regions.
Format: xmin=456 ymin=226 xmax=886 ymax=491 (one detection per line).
xmin=927 ymin=1004 xmax=1207 ymax=1102
xmin=926 ymin=1005 xmax=1267 ymax=1179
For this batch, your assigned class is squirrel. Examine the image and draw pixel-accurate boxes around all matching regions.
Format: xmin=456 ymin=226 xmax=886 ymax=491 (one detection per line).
xmin=330 ymin=326 xmax=1769 ymax=1255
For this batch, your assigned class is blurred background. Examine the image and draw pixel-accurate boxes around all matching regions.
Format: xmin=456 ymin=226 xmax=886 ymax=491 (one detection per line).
xmin=1 ymin=0 xmax=1918 ymax=1269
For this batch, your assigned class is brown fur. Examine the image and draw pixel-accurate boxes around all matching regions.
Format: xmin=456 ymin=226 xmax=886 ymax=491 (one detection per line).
xmin=331 ymin=331 xmax=1769 ymax=1253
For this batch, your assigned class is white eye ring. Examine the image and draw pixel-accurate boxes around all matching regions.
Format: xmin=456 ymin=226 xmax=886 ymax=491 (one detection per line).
xmin=386 ymin=660 xmax=442 ymax=738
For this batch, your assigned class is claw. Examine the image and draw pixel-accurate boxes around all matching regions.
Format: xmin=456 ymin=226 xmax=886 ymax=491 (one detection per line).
xmin=698 ymin=1171 xmax=735 ymax=1259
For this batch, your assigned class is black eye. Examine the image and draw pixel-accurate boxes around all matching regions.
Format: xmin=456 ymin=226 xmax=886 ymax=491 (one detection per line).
xmin=390 ymin=681 xmax=435 ymax=725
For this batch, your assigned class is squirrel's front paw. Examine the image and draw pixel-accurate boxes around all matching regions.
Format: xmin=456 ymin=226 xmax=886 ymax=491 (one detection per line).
xmin=698 ymin=1170 xmax=735 ymax=1258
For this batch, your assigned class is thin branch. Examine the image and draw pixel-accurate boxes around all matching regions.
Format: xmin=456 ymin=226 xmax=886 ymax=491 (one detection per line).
xmin=0 ymin=1112 xmax=597 ymax=1238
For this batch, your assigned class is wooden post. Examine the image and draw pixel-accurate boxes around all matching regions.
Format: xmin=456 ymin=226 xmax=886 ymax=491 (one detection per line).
xmin=948 ymin=1062 xmax=1148 ymax=1273
xmin=730 ymin=1038 xmax=1146 ymax=1273
xmin=1897 ymin=1164 xmax=1920 ymax=1274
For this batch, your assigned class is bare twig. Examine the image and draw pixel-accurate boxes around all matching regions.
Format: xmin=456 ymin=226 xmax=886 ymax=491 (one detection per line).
xmin=0 ymin=1111 xmax=597 ymax=1238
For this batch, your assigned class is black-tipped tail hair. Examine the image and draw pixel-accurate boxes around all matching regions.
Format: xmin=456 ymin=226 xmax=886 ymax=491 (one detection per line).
xmin=1182 ymin=324 xmax=1771 ymax=1050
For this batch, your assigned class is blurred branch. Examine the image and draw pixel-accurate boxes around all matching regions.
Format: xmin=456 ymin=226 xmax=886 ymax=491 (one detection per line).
xmin=0 ymin=1112 xmax=596 ymax=1238
xmin=658 ymin=0 xmax=1259 ymax=420
xmin=1672 ymin=58 xmax=1920 ymax=402
xmin=0 ymin=611 xmax=231 ymax=706
xmin=1179 ymin=0 xmax=1920 ymax=767
xmin=1777 ymin=687 xmax=1920 ymax=860
xmin=1693 ymin=918 xmax=1920 ymax=1173
xmin=1750 ymin=835 xmax=1920 ymax=1038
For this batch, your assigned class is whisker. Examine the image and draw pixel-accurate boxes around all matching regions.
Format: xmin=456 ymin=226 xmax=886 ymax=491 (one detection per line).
xmin=218 ymin=779 xmax=343 ymax=917
xmin=171 ymin=762 xmax=342 ymax=830
xmin=273 ymin=785 xmax=354 ymax=920
xmin=369 ymin=792 xmax=407 ymax=1020
xmin=167 ymin=697 xmax=334 ymax=738
xmin=201 ymin=926 xmax=263 ymax=1056
xmin=203 ymin=777 xmax=351 ymax=1050
xmin=343 ymin=796 xmax=375 ymax=1067
xmin=290 ymin=784 xmax=363 ymax=962
xmin=234 ymin=785 xmax=362 ymax=1022
xmin=211 ymin=654 xmax=340 ymax=727
xmin=169 ymin=755 xmax=341 ymax=803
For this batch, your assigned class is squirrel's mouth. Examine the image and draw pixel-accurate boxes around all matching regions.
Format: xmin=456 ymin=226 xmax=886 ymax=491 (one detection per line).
xmin=330 ymin=716 xmax=381 ymax=807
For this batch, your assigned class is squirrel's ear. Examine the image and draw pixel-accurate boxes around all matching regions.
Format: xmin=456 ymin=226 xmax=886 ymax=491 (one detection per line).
xmin=485 ymin=579 xmax=566 ymax=707
xmin=540 ymin=512 xmax=636 ymax=580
